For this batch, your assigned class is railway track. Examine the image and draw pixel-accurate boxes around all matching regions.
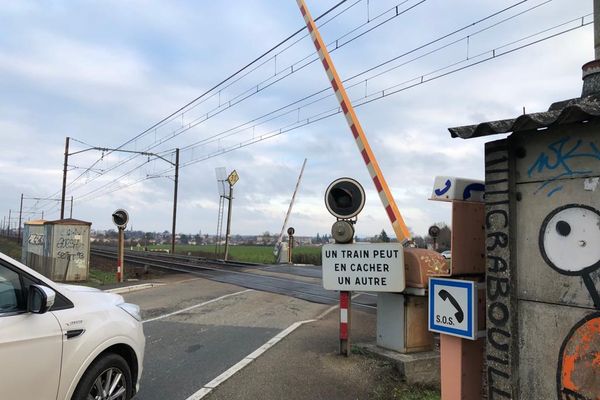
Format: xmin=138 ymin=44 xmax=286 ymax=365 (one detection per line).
xmin=91 ymin=247 xmax=377 ymax=310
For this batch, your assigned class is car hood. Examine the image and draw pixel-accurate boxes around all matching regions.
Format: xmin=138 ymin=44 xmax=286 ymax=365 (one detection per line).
xmin=57 ymin=284 xmax=124 ymax=306
xmin=57 ymin=284 xmax=102 ymax=293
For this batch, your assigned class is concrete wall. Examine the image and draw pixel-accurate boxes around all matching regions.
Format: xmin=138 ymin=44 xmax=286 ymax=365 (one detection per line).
xmin=485 ymin=120 xmax=600 ymax=399
xmin=47 ymin=224 xmax=90 ymax=281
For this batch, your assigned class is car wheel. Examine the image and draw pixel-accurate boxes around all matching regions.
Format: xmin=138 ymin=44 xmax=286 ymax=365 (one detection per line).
xmin=71 ymin=353 xmax=132 ymax=400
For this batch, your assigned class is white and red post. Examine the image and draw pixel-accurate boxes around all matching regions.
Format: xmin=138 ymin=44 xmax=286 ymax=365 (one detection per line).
xmin=340 ymin=291 xmax=351 ymax=356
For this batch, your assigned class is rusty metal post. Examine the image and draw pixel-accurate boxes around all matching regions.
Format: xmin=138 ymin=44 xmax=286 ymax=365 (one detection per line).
xmin=117 ymin=226 xmax=125 ymax=282
xmin=60 ymin=136 xmax=69 ymax=220
xmin=288 ymin=232 xmax=294 ymax=264
xmin=171 ymin=148 xmax=179 ymax=255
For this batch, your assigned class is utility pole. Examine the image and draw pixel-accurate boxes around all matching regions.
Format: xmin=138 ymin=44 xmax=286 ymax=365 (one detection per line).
xmin=70 ymin=196 xmax=74 ymax=219
xmin=171 ymin=148 xmax=179 ymax=254
xmin=60 ymin=136 xmax=70 ymax=220
xmin=595 ymin=0 xmax=600 ymax=59
xmin=7 ymin=210 xmax=12 ymax=238
xmin=18 ymin=193 xmax=23 ymax=241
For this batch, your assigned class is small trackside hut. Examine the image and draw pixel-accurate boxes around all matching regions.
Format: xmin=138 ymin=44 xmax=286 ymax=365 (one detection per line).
xmin=22 ymin=218 xmax=91 ymax=282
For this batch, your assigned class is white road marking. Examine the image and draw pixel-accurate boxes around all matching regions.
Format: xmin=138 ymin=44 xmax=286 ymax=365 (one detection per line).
xmin=185 ymin=319 xmax=316 ymax=400
xmin=142 ymin=289 xmax=253 ymax=324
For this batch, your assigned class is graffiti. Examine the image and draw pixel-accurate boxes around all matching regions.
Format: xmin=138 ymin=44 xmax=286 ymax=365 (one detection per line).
xmin=57 ymin=251 xmax=85 ymax=260
xmin=27 ymin=233 xmax=44 ymax=246
xmin=539 ymin=205 xmax=600 ymax=399
xmin=434 ymin=179 xmax=451 ymax=196
xmin=56 ymin=237 xmax=83 ymax=251
xmin=528 ymin=136 xmax=600 ymax=197
xmin=557 ymin=312 xmax=600 ymax=400
xmin=485 ymin=144 xmax=513 ymax=399
xmin=539 ymin=204 xmax=600 ymax=307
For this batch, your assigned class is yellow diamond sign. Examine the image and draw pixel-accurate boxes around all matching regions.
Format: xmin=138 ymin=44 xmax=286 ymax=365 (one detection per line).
xmin=227 ymin=170 xmax=239 ymax=186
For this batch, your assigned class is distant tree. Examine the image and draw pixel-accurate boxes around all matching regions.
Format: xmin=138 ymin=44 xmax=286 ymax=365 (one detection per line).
xmin=412 ymin=235 xmax=427 ymax=248
xmin=379 ymin=229 xmax=390 ymax=243
xmin=180 ymin=234 xmax=189 ymax=245
xmin=194 ymin=234 xmax=203 ymax=245
xmin=261 ymin=231 xmax=272 ymax=245
xmin=314 ymin=233 xmax=321 ymax=244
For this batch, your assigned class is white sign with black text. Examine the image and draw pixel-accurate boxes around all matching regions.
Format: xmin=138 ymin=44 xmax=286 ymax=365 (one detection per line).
xmin=322 ymin=243 xmax=405 ymax=292
xmin=428 ymin=278 xmax=477 ymax=340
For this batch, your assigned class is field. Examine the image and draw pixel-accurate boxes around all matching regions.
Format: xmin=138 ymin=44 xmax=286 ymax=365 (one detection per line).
xmin=0 ymin=237 xmax=22 ymax=260
xmin=143 ymin=244 xmax=322 ymax=265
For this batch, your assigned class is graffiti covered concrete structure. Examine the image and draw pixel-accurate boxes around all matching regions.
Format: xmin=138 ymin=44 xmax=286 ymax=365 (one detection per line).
xmin=21 ymin=218 xmax=91 ymax=282
xmin=450 ymin=92 xmax=600 ymax=398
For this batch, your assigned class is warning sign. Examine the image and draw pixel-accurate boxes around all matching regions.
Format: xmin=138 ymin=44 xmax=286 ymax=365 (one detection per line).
xmin=321 ymin=243 xmax=405 ymax=292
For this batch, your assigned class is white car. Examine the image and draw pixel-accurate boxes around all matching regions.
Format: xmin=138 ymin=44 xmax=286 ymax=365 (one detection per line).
xmin=0 ymin=251 xmax=145 ymax=400
xmin=441 ymin=250 xmax=451 ymax=259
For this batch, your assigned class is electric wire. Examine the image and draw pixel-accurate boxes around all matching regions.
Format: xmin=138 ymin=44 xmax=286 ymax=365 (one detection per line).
xmin=74 ymin=13 xmax=591 ymax=205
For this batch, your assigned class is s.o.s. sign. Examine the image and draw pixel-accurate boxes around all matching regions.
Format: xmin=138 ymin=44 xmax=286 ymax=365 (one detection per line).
xmin=321 ymin=243 xmax=405 ymax=292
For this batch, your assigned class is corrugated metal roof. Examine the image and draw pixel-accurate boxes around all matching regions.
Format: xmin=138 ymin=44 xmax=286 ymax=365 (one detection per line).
xmin=448 ymin=94 xmax=600 ymax=139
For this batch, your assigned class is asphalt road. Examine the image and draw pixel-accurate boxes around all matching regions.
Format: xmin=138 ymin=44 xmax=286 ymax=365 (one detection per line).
xmin=122 ymin=274 xmax=329 ymax=400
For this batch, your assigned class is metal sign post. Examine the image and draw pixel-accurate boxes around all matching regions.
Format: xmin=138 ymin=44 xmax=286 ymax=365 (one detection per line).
xmin=323 ymin=177 xmax=367 ymax=356
xmin=224 ymin=170 xmax=239 ymax=261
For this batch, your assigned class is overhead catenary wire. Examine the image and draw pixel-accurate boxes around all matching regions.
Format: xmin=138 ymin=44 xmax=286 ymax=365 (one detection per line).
xmin=56 ymin=0 xmax=428 ymax=203
xmin=73 ymin=13 xmax=591 ymax=205
xmin=36 ymin=0 xmax=428 ymax=214
xmin=30 ymin=1 xmax=586 ymax=217
xmin=51 ymin=0 xmax=557 ymax=206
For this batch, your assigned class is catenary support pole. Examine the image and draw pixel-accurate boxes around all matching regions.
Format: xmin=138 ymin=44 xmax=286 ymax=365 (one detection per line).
xmin=595 ymin=0 xmax=600 ymax=59
xmin=18 ymin=193 xmax=23 ymax=241
xmin=60 ymin=137 xmax=70 ymax=220
xmin=171 ymin=148 xmax=180 ymax=255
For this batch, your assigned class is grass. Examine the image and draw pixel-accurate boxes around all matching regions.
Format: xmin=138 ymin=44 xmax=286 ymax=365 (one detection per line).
xmin=389 ymin=386 xmax=440 ymax=400
xmin=88 ymin=269 xmax=117 ymax=286
xmin=143 ymin=244 xmax=322 ymax=264
xmin=0 ymin=237 xmax=22 ymax=260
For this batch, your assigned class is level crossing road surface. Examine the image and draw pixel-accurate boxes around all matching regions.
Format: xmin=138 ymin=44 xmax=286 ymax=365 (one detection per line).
xmin=92 ymin=248 xmax=378 ymax=310
xmin=97 ymin=251 xmax=377 ymax=399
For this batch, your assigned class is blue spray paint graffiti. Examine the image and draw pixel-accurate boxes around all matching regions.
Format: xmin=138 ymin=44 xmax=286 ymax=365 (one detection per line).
xmin=434 ymin=179 xmax=452 ymax=196
xmin=527 ymin=136 xmax=600 ymax=197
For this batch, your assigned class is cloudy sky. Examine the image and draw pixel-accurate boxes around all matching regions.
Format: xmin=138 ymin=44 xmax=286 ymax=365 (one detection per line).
xmin=0 ymin=0 xmax=593 ymax=239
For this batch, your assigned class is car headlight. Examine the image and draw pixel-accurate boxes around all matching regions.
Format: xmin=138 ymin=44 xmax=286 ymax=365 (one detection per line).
xmin=117 ymin=303 xmax=142 ymax=321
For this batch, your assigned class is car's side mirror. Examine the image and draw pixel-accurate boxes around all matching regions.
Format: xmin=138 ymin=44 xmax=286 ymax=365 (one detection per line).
xmin=27 ymin=285 xmax=56 ymax=314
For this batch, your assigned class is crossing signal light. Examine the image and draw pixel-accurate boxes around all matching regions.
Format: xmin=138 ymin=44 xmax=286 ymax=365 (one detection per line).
xmin=112 ymin=209 xmax=129 ymax=229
